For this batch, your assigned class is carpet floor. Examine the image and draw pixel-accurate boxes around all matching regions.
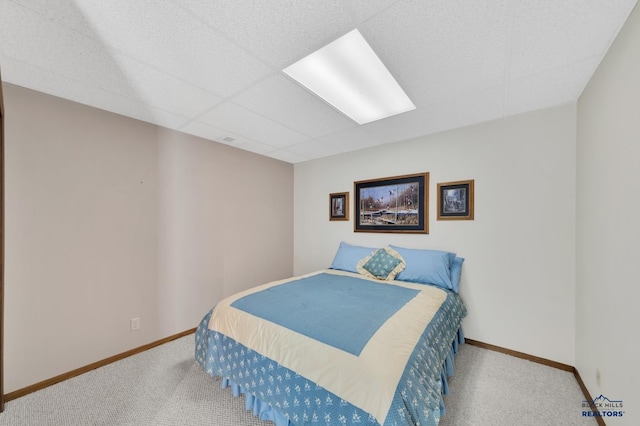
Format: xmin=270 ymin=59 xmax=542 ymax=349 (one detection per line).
xmin=0 ymin=335 xmax=596 ymax=425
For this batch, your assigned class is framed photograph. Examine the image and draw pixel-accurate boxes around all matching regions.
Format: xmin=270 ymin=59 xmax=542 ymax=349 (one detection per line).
xmin=437 ymin=180 xmax=474 ymax=220
xmin=329 ymin=192 xmax=349 ymax=221
xmin=354 ymin=172 xmax=429 ymax=233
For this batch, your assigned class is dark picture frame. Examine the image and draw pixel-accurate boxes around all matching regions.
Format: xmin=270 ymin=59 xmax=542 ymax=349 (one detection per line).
xmin=354 ymin=172 xmax=429 ymax=233
xmin=437 ymin=179 xmax=474 ymax=220
xmin=329 ymin=192 xmax=349 ymax=221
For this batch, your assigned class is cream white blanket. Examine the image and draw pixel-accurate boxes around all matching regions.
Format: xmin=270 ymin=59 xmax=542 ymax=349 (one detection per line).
xmin=208 ymin=269 xmax=447 ymax=424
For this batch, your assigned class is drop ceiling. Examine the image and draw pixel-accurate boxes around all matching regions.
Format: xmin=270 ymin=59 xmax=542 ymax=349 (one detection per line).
xmin=1 ymin=0 xmax=637 ymax=164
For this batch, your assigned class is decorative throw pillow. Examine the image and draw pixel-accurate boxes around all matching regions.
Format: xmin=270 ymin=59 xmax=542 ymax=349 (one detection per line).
xmin=357 ymin=247 xmax=406 ymax=280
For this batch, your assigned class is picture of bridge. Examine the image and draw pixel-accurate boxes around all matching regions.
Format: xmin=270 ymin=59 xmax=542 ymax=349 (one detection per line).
xmin=358 ymin=183 xmax=418 ymax=226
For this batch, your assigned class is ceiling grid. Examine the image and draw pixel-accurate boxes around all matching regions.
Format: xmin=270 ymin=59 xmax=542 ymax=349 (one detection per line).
xmin=0 ymin=0 xmax=636 ymax=163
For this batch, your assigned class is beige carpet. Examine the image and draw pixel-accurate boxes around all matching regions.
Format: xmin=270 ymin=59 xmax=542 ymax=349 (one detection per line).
xmin=0 ymin=335 xmax=596 ymax=425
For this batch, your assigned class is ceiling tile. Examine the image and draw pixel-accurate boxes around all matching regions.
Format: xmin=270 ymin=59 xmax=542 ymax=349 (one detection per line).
xmin=97 ymin=96 xmax=190 ymax=130
xmin=178 ymin=121 xmax=254 ymax=148
xmin=196 ymin=102 xmax=311 ymax=148
xmin=506 ymin=57 xmax=601 ymax=116
xmin=176 ymin=0 xmax=357 ymax=68
xmin=1 ymin=2 xmax=135 ymax=97
xmin=231 ymin=74 xmax=356 ymax=138
xmin=264 ymin=149 xmax=311 ymax=164
xmin=424 ymin=85 xmax=505 ymax=135
xmin=0 ymin=5 xmax=207 ymax=129
xmin=278 ymin=140 xmax=342 ymax=162
xmin=69 ymin=0 xmax=274 ymax=97
xmin=360 ymin=108 xmax=437 ymax=144
xmin=342 ymin=0 xmax=402 ymax=24
xmin=2 ymin=56 xmax=189 ymax=130
xmin=316 ymin=126 xmax=389 ymax=156
xmin=3 ymin=0 xmax=638 ymax=163
xmin=5 ymin=0 xmax=84 ymax=31
xmin=108 ymin=53 xmax=223 ymax=117
xmin=361 ymin=0 xmax=509 ymax=106
xmin=508 ymin=0 xmax=638 ymax=80
xmin=236 ymin=139 xmax=280 ymax=156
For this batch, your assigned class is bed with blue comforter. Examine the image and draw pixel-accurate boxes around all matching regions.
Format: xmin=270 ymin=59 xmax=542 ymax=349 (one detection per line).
xmin=196 ymin=244 xmax=467 ymax=426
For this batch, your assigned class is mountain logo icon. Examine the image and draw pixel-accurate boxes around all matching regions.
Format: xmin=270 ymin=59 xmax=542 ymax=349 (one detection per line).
xmin=584 ymin=395 xmax=623 ymax=408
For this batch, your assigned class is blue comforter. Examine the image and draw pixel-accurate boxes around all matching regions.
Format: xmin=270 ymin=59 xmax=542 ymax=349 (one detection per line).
xmin=195 ymin=270 xmax=466 ymax=426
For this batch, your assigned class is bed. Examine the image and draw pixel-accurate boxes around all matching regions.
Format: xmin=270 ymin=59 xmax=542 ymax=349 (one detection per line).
xmin=195 ymin=243 xmax=467 ymax=426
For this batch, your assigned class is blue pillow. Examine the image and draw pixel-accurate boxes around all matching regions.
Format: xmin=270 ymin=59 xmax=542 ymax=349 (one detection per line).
xmin=390 ymin=245 xmax=456 ymax=290
xmin=329 ymin=242 xmax=377 ymax=273
xmin=357 ymin=247 xmax=406 ymax=280
xmin=450 ymin=256 xmax=464 ymax=293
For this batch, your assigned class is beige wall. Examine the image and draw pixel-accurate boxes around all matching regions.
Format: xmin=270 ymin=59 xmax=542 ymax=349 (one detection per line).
xmin=294 ymin=104 xmax=577 ymax=365
xmin=576 ymin=3 xmax=639 ymax=424
xmin=3 ymin=83 xmax=293 ymax=393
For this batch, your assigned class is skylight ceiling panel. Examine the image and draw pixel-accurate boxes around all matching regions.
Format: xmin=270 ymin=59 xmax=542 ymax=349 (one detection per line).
xmin=231 ymin=75 xmax=356 ymax=138
xmin=196 ymin=102 xmax=310 ymax=149
xmin=176 ymin=0 xmax=356 ymax=68
xmin=360 ymin=0 xmax=509 ymax=107
xmin=283 ymin=29 xmax=416 ymax=124
xmin=508 ymin=0 xmax=638 ymax=81
xmin=70 ymin=0 xmax=273 ymax=98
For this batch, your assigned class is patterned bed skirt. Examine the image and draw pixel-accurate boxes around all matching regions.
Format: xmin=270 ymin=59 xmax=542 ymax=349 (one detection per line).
xmin=195 ymin=309 xmax=465 ymax=426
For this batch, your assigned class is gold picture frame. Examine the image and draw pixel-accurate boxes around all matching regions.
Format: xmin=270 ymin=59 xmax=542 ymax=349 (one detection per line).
xmin=437 ymin=179 xmax=474 ymax=220
xmin=329 ymin=192 xmax=349 ymax=221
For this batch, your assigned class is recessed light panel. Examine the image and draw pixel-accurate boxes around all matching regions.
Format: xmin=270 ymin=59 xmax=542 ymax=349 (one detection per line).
xmin=283 ymin=29 xmax=415 ymax=124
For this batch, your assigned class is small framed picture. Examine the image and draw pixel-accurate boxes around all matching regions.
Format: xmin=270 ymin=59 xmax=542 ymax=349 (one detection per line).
xmin=329 ymin=192 xmax=349 ymax=221
xmin=437 ymin=180 xmax=474 ymax=220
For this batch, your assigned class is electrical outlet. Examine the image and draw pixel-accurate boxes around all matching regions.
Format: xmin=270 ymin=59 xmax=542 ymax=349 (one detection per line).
xmin=596 ymin=368 xmax=601 ymax=387
xmin=130 ymin=317 xmax=141 ymax=331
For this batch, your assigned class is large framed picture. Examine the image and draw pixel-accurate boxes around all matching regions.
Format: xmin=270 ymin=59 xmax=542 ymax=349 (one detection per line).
xmin=354 ymin=172 xmax=429 ymax=233
xmin=437 ymin=179 xmax=474 ymax=220
xmin=329 ymin=192 xmax=349 ymax=221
